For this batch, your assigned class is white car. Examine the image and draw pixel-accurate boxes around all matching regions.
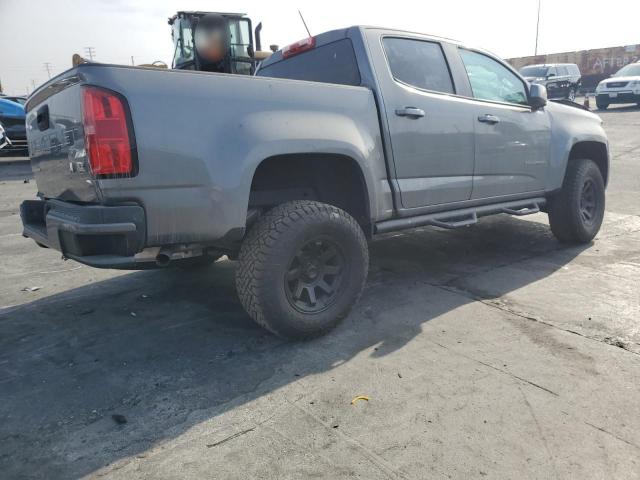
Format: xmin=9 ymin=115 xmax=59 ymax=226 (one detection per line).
xmin=595 ymin=62 xmax=640 ymax=110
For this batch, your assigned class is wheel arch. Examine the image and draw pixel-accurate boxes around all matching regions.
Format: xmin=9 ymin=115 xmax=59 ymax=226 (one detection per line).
xmin=248 ymin=153 xmax=373 ymax=236
xmin=568 ymin=141 xmax=609 ymax=186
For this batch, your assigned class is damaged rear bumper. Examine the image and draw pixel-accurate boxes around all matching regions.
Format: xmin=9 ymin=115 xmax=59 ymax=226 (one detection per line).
xmin=20 ymin=199 xmax=148 ymax=269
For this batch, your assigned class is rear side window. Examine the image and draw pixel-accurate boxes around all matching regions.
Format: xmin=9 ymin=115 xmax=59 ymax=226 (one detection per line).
xmin=257 ymin=39 xmax=361 ymax=86
xmin=382 ymin=37 xmax=454 ymax=94
xmin=557 ymin=66 xmax=569 ymax=76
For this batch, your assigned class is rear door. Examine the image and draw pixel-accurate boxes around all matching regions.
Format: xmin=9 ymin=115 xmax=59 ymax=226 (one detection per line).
xmin=457 ymin=48 xmax=551 ymax=198
xmin=367 ymin=33 xmax=475 ymax=209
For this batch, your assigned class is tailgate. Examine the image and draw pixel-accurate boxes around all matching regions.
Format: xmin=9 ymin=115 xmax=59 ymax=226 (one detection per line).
xmin=26 ymin=73 xmax=99 ymax=202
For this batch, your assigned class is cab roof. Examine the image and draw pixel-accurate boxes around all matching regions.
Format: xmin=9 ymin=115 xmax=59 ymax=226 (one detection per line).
xmin=168 ymin=11 xmax=247 ymax=24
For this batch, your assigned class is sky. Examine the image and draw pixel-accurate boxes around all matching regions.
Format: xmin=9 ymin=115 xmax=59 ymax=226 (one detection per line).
xmin=1 ymin=0 xmax=639 ymax=95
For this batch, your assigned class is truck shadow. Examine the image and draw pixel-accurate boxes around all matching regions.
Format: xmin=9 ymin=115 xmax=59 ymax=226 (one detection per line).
xmin=0 ymin=160 xmax=33 ymax=182
xmin=0 ymin=215 xmax=587 ymax=479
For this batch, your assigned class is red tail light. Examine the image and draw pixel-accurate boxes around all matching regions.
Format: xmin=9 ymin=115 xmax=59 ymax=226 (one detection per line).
xmin=282 ymin=36 xmax=316 ymax=58
xmin=81 ymin=86 xmax=135 ymax=176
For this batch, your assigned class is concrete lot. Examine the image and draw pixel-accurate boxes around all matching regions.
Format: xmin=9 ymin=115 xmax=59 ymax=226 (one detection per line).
xmin=1 ymin=104 xmax=639 ymax=479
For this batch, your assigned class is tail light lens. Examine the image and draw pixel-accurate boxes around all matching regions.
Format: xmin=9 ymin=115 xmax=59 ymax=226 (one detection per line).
xmin=81 ymin=86 xmax=135 ymax=176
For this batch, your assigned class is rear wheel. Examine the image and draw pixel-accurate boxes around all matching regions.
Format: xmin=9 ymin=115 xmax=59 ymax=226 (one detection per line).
xmin=547 ymin=158 xmax=605 ymax=244
xmin=236 ymin=200 xmax=368 ymax=339
xmin=596 ymin=99 xmax=609 ymax=110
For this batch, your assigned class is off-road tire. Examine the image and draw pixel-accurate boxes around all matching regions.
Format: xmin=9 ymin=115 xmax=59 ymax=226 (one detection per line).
xmin=596 ymin=99 xmax=609 ymax=110
xmin=236 ymin=200 xmax=369 ymax=339
xmin=547 ymin=158 xmax=605 ymax=244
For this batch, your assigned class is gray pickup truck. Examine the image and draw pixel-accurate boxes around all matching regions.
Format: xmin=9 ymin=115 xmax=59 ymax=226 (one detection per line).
xmin=21 ymin=26 xmax=609 ymax=338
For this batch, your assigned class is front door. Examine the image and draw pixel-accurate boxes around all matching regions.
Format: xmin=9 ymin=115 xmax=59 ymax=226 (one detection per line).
xmin=372 ymin=35 xmax=475 ymax=209
xmin=457 ymin=48 xmax=551 ymax=198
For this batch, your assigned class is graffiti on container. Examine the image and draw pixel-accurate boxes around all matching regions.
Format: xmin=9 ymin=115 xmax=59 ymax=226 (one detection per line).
xmin=508 ymin=44 xmax=640 ymax=90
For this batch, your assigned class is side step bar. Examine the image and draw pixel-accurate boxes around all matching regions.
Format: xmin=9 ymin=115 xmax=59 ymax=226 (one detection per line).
xmin=375 ymin=198 xmax=545 ymax=234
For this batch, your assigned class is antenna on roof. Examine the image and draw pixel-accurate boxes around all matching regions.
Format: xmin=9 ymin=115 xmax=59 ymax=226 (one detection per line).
xmin=298 ymin=10 xmax=312 ymax=37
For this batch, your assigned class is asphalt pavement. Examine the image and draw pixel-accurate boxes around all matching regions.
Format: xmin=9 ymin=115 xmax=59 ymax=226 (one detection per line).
xmin=1 ymin=103 xmax=639 ymax=479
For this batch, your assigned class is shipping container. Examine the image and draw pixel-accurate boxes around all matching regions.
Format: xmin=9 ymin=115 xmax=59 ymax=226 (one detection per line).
xmin=508 ymin=44 xmax=640 ymax=91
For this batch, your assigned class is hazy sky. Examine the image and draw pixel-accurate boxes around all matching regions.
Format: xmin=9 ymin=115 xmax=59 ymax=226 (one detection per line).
xmin=1 ymin=0 xmax=639 ymax=95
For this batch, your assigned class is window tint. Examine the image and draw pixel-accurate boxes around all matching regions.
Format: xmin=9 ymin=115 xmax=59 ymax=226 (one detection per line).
xmin=257 ymin=39 xmax=361 ymax=86
xmin=382 ymin=38 xmax=454 ymax=94
xmin=459 ymin=49 xmax=528 ymax=106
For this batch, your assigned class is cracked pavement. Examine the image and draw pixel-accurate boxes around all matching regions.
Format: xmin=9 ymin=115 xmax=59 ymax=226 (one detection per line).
xmin=1 ymin=104 xmax=639 ymax=479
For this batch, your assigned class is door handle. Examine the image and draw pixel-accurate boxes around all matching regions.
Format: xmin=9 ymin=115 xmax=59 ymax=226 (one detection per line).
xmin=478 ymin=114 xmax=500 ymax=125
xmin=395 ymin=107 xmax=425 ymax=118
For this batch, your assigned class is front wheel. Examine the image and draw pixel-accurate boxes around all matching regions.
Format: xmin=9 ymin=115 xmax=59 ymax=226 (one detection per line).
xmin=596 ymin=99 xmax=609 ymax=110
xmin=236 ymin=200 xmax=369 ymax=339
xmin=547 ymin=158 xmax=605 ymax=244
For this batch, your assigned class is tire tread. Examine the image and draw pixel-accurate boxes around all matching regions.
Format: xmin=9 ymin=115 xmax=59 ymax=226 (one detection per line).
xmin=236 ymin=200 xmax=368 ymax=338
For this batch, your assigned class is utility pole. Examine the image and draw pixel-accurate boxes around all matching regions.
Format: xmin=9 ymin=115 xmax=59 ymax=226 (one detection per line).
xmin=43 ymin=62 xmax=52 ymax=79
xmin=84 ymin=46 xmax=96 ymax=61
xmin=534 ymin=0 xmax=541 ymax=56
xmin=131 ymin=55 xmax=135 ymax=66
xmin=31 ymin=79 xmax=36 ymax=91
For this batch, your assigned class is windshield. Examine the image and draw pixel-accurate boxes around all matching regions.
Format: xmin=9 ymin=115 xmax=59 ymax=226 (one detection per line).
xmin=519 ymin=66 xmax=549 ymax=77
xmin=172 ymin=18 xmax=195 ymax=68
xmin=613 ymin=63 xmax=640 ymax=77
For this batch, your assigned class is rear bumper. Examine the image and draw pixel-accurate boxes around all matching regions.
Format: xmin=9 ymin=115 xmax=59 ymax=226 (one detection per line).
xmin=20 ymin=199 xmax=147 ymax=269
xmin=596 ymin=92 xmax=640 ymax=104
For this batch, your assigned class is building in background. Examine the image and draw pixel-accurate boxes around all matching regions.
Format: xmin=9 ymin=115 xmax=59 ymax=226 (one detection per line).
xmin=508 ymin=44 xmax=640 ymax=92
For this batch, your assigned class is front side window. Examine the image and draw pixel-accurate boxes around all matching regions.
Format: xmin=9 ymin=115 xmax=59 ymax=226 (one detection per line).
xmin=382 ymin=38 xmax=454 ymax=94
xmin=229 ymin=18 xmax=253 ymax=75
xmin=228 ymin=18 xmax=252 ymax=59
xmin=459 ymin=49 xmax=528 ymax=106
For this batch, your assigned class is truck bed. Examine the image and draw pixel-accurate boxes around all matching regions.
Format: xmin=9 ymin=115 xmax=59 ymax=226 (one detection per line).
xmin=23 ymin=64 xmax=387 ymax=265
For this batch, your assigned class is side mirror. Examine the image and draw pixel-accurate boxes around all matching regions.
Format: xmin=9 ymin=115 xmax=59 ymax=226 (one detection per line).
xmin=547 ymin=73 xmax=556 ymax=78
xmin=529 ymin=84 xmax=548 ymax=109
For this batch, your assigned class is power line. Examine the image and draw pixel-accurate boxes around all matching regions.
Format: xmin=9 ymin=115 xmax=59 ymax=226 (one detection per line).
xmin=534 ymin=0 xmax=541 ymax=56
xmin=84 ymin=46 xmax=96 ymax=61
xmin=43 ymin=62 xmax=52 ymax=79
